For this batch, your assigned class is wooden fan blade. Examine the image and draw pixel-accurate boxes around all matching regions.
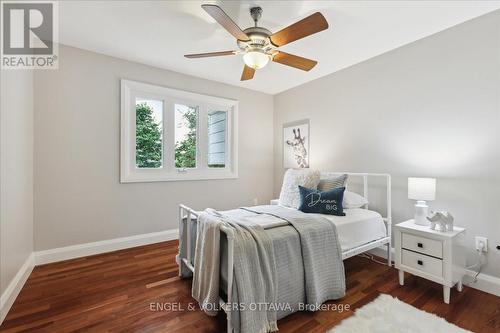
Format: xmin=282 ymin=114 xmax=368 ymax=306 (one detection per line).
xmin=272 ymin=51 xmax=317 ymax=71
xmin=241 ymin=65 xmax=255 ymax=81
xmin=202 ymin=4 xmax=250 ymax=41
xmin=270 ymin=12 xmax=328 ymax=47
xmin=184 ymin=51 xmax=236 ymax=58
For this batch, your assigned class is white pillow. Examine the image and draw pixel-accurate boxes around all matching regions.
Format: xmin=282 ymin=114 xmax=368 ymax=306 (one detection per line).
xmin=343 ymin=190 xmax=369 ymax=209
xmin=279 ymin=169 xmax=321 ymax=209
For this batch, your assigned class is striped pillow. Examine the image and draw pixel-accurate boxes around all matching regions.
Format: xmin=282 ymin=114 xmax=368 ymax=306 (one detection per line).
xmin=318 ymin=174 xmax=348 ymax=191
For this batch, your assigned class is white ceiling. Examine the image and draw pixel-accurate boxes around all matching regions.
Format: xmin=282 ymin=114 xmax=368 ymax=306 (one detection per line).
xmin=59 ymin=1 xmax=500 ymax=95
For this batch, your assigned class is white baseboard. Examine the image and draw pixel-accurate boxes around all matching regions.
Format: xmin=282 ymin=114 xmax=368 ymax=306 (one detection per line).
xmin=0 ymin=253 xmax=35 ymax=324
xmin=368 ymin=246 xmax=500 ymax=297
xmin=464 ymin=269 xmax=500 ymax=297
xmin=34 ymin=228 xmax=179 ymax=265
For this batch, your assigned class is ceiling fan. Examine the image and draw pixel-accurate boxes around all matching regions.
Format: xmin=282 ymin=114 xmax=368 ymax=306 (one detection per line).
xmin=184 ymin=4 xmax=329 ymax=81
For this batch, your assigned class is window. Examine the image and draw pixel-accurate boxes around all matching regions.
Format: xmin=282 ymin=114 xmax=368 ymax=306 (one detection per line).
xmin=174 ymin=104 xmax=198 ymax=169
xmin=208 ymin=110 xmax=227 ymax=168
xmin=121 ymin=79 xmax=238 ymax=182
xmin=135 ymin=98 xmax=163 ymax=168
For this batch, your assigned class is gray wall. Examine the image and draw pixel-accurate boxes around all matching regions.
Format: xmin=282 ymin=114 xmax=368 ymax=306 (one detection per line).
xmin=34 ymin=45 xmax=274 ymax=250
xmin=274 ymin=11 xmax=500 ymax=277
xmin=0 ymin=70 xmax=34 ymax=294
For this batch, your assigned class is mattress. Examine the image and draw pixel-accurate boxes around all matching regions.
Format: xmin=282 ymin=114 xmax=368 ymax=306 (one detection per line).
xmin=219 ymin=206 xmax=387 ymax=251
xmin=312 ymin=208 xmax=387 ymax=251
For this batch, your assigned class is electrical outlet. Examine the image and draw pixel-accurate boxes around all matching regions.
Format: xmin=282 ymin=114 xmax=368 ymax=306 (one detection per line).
xmin=475 ymin=236 xmax=488 ymax=252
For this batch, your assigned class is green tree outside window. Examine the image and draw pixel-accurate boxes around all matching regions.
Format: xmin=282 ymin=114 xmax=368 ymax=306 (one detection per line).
xmin=136 ymin=103 xmax=162 ymax=168
xmin=175 ymin=108 xmax=197 ymax=168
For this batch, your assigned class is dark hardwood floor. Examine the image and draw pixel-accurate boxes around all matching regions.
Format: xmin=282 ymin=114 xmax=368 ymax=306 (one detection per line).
xmin=1 ymin=240 xmax=499 ymax=332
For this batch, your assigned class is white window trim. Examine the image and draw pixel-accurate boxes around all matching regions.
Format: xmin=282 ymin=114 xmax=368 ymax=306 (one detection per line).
xmin=120 ymin=79 xmax=238 ymax=183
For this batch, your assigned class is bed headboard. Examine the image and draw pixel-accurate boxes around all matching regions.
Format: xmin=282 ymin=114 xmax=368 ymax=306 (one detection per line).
xmin=320 ymin=172 xmax=392 ymax=225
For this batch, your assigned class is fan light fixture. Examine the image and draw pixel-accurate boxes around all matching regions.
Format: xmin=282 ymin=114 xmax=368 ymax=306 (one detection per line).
xmin=184 ymin=5 xmax=329 ymax=81
xmin=243 ymin=50 xmax=269 ymax=69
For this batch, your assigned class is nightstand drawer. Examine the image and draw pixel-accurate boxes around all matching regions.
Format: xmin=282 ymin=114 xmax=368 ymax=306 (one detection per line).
xmin=402 ymin=233 xmax=442 ymax=258
xmin=402 ymin=249 xmax=443 ymax=278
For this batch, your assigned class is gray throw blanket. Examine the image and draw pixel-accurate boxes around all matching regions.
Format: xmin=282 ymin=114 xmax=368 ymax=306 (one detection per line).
xmin=190 ymin=205 xmax=345 ymax=333
xmin=191 ymin=209 xmax=222 ymax=315
xmin=192 ymin=209 xmax=278 ymax=333
xmin=242 ymin=206 xmax=346 ymax=306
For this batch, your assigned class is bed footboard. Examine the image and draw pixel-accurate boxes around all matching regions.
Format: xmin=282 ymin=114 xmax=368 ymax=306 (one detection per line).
xmin=178 ymin=205 xmax=235 ymax=333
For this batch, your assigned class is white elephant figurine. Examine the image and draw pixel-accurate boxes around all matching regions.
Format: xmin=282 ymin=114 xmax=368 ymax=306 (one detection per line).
xmin=427 ymin=211 xmax=454 ymax=232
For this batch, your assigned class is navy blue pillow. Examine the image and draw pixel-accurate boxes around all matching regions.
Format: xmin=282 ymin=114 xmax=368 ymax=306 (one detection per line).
xmin=298 ymin=186 xmax=346 ymax=216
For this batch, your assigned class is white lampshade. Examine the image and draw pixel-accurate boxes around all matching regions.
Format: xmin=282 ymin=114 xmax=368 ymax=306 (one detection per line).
xmin=243 ymin=51 xmax=269 ymax=69
xmin=408 ymin=177 xmax=436 ymax=201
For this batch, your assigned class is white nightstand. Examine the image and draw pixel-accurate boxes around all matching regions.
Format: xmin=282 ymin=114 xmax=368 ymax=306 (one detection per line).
xmin=394 ymin=220 xmax=466 ymax=304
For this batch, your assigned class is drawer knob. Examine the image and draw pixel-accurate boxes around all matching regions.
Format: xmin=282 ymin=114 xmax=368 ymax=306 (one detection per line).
xmin=417 ymin=242 xmax=423 ymax=248
xmin=417 ymin=260 xmax=423 ymax=266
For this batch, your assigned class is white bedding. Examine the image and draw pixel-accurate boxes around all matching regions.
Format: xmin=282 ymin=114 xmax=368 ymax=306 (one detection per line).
xmin=313 ymin=208 xmax=387 ymax=251
xmin=219 ymin=206 xmax=387 ymax=252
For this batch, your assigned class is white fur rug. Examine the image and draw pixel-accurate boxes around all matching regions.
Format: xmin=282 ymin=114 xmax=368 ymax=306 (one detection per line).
xmin=328 ymin=294 xmax=471 ymax=333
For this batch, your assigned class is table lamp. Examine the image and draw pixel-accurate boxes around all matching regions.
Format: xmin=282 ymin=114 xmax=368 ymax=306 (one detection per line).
xmin=408 ymin=177 xmax=436 ymax=225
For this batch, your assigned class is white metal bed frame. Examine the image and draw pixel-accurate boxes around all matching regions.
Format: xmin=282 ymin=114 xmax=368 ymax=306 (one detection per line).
xmin=177 ymin=172 xmax=391 ymax=333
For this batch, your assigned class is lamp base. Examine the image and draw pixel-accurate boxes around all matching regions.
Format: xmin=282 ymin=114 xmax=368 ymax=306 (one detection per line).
xmin=414 ymin=200 xmax=429 ymax=226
